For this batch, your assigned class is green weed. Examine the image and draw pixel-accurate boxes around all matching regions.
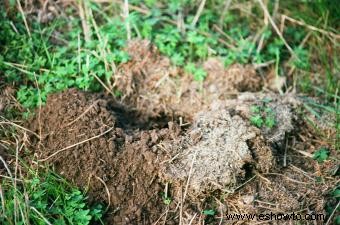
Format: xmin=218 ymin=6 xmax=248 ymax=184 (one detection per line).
xmin=202 ymin=209 xmax=215 ymax=216
xmin=312 ymin=147 xmax=330 ymax=163
xmin=0 ymin=7 xmax=129 ymax=109
xmin=0 ymin=169 xmax=104 ymax=225
xmin=250 ymin=101 xmax=276 ymax=129
xmin=163 ymin=197 xmax=172 ymax=206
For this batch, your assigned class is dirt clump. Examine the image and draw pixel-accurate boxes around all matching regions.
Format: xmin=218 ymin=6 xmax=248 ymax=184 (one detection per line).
xmin=160 ymin=108 xmax=259 ymax=194
xmin=157 ymin=92 xmax=304 ymax=201
xmin=28 ymin=89 xmax=179 ymax=224
xmin=203 ymin=57 xmax=262 ymax=93
xmin=219 ymin=92 xmax=299 ymax=144
xmin=178 ymin=118 xmax=336 ymax=225
xmin=114 ymin=40 xmax=263 ymax=121
xmin=114 ymin=39 xmax=184 ymax=119
xmin=161 ymin=100 xmax=273 ymax=199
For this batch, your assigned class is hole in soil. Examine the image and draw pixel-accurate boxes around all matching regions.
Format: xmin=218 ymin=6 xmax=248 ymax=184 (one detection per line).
xmin=242 ymin=163 xmax=255 ymax=180
xmin=107 ymin=99 xmax=187 ymax=131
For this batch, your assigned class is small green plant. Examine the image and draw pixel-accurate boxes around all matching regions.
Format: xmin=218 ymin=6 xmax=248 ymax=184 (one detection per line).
xmin=332 ymin=187 xmax=340 ymax=199
xmin=0 ymin=170 xmax=104 ymax=225
xmin=161 ymin=190 xmax=172 ymax=206
xmin=203 ymin=209 xmax=215 ymax=216
xmin=0 ymin=8 xmax=130 ymax=109
xmin=184 ymin=63 xmax=207 ymax=81
xmin=312 ymin=147 xmax=330 ymax=163
xmin=163 ymin=197 xmax=172 ymax=205
xmin=250 ymin=113 xmax=264 ymax=128
xmin=250 ymin=100 xmax=276 ymax=129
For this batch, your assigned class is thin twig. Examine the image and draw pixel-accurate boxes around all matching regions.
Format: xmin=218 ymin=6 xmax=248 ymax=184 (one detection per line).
xmin=188 ymin=213 xmax=197 ymax=225
xmin=95 ymin=176 xmax=111 ymax=211
xmin=0 ymin=156 xmax=14 ymax=182
xmin=177 ymin=9 xmax=185 ymax=34
xmin=180 ymin=149 xmax=198 ymax=225
xmin=191 ymin=0 xmax=206 ymax=27
xmin=0 ymin=185 xmax=5 ymax=216
xmin=287 ymin=31 xmax=312 ymax=77
xmin=233 ymin=175 xmax=257 ymax=192
xmin=78 ymin=0 xmax=90 ymax=41
xmin=66 ymin=101 xmax=98 ymax=127
xmin=283 ymin=135 xmax=288 ymax=167
xmin=282 ymin=14 xmax=340 ymax=39
xmin=91 ymin=73 xmax=116 ymax=97
xmin=33 ymin=72 xmax=42 ymax=144
xmin=9 ymin=21 xmax=19 ymax=34
xmin=14 ymin=138 xmax=24 ymax=225
xmin=289 ymin=164 xmax=315 ymax=181
xmin=264 ymin=173 xmax=311 ymax=185
xmin=292 ymin=148 xmax=313 ymax=158
xmin=272 ymin=0 xmax=280 ymax=18
xmin=212 ymin=25 xmax=237 ymax=49
xmin=16 ymin=0 xmax=31 ymax=38
xmin=257 ymin=0 xmax=296 ymax=58
xmin=30 ymin=207 xmax=52 ymax=225
xmin=123 ymin=0 xmax=131 ymax=40
xmin=0 ymin=121 xmax=40 ymax=138
xmin=78 ymin=33 xmax=81 ymax=72
xmin=219 ymin=0 xmax=232 ymax=26
xmin=89 ymin=7 xmax=110 ymax=73
xmin=0 ymin=175 xmax=23 ymax=182
xmin=325 ymin=200 xmax=340 ymax=225
xmin=152 ymin=207 xmax=169 ymax=225
xmin=38 ymin=127 xmax=114 ymax=162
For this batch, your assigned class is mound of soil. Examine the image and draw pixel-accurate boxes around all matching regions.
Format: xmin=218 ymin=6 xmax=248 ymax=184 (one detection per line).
xmin=24 ymin=41 xmax=338 ymax=225
xmin=28 ymin=88 xmax=285 ymax=224
xmin=160 ymin=108 xmax=263 ymax=193
xmin=28 ymin=89 xmax=179 ymax=224
xmin=114 ymin=40 xmax=262 ymax=121
xmin=203 ymin=57 xmax=262 ymax=93
xmin=221 ymin=92 xmax=298 ymax=144
xmin=26 ymin=87 xmax=338 ymax=224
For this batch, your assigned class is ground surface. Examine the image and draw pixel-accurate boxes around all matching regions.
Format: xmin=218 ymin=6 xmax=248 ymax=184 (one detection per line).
xmin=1 ymin=1 xmax=339 ymax=224
xmin=16 ymin=42 xmax=337 ymax=224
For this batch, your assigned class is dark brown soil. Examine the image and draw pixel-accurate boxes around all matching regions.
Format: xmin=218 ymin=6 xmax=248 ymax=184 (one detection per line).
xmin=28 ymin=89 xmax=180 ymax=224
